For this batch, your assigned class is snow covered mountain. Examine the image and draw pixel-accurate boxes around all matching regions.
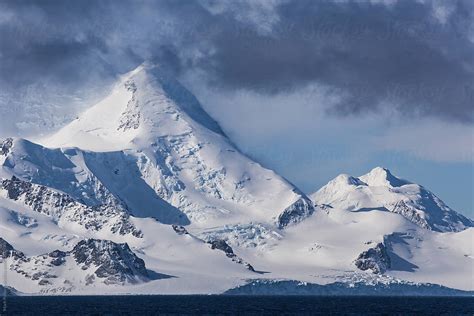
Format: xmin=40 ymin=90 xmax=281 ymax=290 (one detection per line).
xmin=15 ymin=63 xmax=313 ymax=228
xmin=0 ymin=64 xmax=472 ymax=295
xmin=311 ymin=167 xmax=472 ymax=232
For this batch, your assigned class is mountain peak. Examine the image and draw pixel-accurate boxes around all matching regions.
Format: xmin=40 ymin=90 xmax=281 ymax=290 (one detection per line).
xmin=330 ymin=174 xmax=367 ymax=187
xmin=359 ymin=167 xmax=409 ymax=188
xmin=41 ymin=63 xmax=225 ymax=151
xmin=312 ymin=166 xmax=472 ymax=232
xmin=115 ymin=62 xmax=226 ymax=137
xmin=119 ymin=61 xmax=169 ymax=81
xmin=121 ymin=61 xmax=153 ymax=78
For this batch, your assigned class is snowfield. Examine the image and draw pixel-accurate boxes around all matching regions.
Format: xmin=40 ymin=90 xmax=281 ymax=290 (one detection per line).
xmin=0 ymin=64 xmax=472 ymax=295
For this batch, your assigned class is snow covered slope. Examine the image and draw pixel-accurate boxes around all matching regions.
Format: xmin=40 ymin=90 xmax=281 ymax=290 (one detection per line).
xmin=32 ymin=63 xmax=313 ymax=228
xmin=0 ymin=64 xmax=472 ymax=295
xmin=311 ymin=167 xmax=472 ymax=232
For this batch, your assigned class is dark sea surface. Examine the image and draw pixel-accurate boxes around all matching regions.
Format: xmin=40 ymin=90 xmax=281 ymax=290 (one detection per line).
xmin=2 ymin=295 xmax=473 ymax=315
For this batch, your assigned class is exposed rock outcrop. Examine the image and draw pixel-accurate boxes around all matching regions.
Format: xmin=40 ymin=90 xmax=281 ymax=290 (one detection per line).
xmin=207 ymin=239 xmax=255 ymax=272
xmin=354 ymin=242 xmax=391 ymax=274
xmin=172 ymin=225 xmax=189 ymax=235
xmin=0 ymin=138 xmax=13 ymax=156
xmin=0 ymin=176 xmax=142 ymax=238
xmin=72 ymin=239 xmax=148 ymax=284
xmin=2 ymin=237 xmax=149 ymax=287
xmin=277 ymin=196 xmax=315 ymax=229
xmin=0 ymin=237 xmax=24 ymax=259
xmin=390 ymin=200 xmax=431 ymax=230
xmin=0 ymin=237 xmax=15 ymax=257
xmin=118 ymin=80 xmax=141 ymax=131
xmin=48 ymin=250 xmax=67 ymax=266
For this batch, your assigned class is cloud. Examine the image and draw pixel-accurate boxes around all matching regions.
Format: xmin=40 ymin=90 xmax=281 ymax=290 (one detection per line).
xmin=0 ymin=0 xmax=473 ymax=136
xmin=374 ymin=119 xmax=474 ymax=162
xmin=191 ymin=0 xmax=474 ymax=123
xmin=1 ymin=0 xmax=473 ymax=131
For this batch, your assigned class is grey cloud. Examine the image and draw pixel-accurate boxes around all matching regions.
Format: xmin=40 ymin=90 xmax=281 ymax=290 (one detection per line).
xmin=0 ymin=0 xmax=473 ymax=133
xmin=190 ymin=0 xmax=474 ymax=123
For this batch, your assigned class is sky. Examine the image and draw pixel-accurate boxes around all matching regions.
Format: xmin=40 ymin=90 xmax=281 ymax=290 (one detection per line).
xmin=0 ymin=0 xmax=473 ymax=216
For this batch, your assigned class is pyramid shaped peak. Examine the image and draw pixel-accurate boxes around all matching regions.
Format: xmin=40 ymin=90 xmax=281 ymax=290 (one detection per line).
xmin=40 ymin=62 xmax=225 ymax=151
xmin=119 ymin=62 xmax=225 ymax=136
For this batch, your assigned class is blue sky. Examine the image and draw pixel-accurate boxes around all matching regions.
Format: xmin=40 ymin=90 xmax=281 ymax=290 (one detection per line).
xmin=0 ymin=0 xmax=473 ymax=216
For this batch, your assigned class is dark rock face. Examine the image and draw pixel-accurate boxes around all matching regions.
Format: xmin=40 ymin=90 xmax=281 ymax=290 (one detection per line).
xmin=0 ymin=237 xmax=24 ymax=259
xmin=0 ymin=237 xmax=15 ymax=258
xmin=207 ymin=239 xmax=255 ymax=272
xmin=277 ymin=196 xmax=315 ymax=229
xmin=91 ymin=204 xmax=143 ymax=238
xmin=390 ymin=198 xmax=473 ymax=233
xmin=354 ymin=243 xmax=391 ymax=274
xmin=0 ymin=138 xmax=13 ymax=155
xmin=0 ymin=238 xmax=54 ymax=285
xmin=209 ymin=239 xmax=234 ymax=255
xmin=118 ymin=80 xmax=141 ymax=131
xmin=1 ymin=238 xmax=150 ymax=287
xmin=38 ymin=279 xmax=51 ymax=286
xmin=2 ymin=176 xmax=35 ymax=201
xmin=48 ymin=250 xmax=67 ymax=266
xmin=391 ymin=200 xmax=431 ymax=230
xmin=0 ymin=176 xmax=142 ymax=238
xmin=173 ymin=226 xmax=257 ymax=272
xmin=72 ymin=239 xmax=148 ymax=284
xmin=172 ymin=225 xmax=189 ymax=235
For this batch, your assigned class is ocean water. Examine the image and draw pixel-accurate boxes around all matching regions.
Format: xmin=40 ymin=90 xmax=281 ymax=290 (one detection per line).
xmin=2 ymin=295 xmax=473 ymax=315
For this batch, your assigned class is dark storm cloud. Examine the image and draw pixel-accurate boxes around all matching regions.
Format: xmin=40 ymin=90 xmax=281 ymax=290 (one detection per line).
xmin=0 ymin=0 xmax=140 ymax=88
xmin=194 ymin=0 xmax=474 ymax=123
xmin=1 ymin=0 xmax=473 ymax=123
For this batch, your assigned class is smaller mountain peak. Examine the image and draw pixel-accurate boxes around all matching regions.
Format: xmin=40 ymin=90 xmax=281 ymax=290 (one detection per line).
xmin=327 ymin=174 xmax=366 ymax=187
xmin=359 ymin=167 xmax=409 ymax=187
